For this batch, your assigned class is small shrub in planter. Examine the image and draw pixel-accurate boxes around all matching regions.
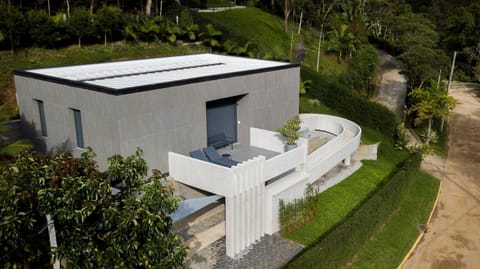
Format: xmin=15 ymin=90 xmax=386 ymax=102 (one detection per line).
xmin=278 ymin=116 xmax=301 ymax=147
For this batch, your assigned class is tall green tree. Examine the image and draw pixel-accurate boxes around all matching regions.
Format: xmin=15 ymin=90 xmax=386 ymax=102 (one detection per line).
xmin=200 ymin=23 xmax=222 ymax=50
xmin=68 ymin=7 xmax=94 ymax=48
xmin=95 ymin=5 xmax=123 ymax=48
xmin=0 ymin=4 xmax=23 ymax=54
xmin=408 ymin=81 xmax=455 ymax=144
xmin=327 ymin=23 xmax=359 ymax=63
xmin=0 ymin=149 xmax=187 ymax=268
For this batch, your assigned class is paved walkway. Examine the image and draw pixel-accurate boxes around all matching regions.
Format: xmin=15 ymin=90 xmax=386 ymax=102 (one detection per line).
xmin=402 ymin=84 xmax=480 ymax=268
xmin=372 ymin=50 xmax=408 ymax=120
xmin=186 ymin=234 xmax=303 ymax=269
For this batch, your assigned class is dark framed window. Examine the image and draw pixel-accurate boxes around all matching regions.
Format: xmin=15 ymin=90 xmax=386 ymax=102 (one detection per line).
xmin=34 ymin=99 xmax=47 ymax=137
xmin=71 ymin=108 xmax=84 ymax=148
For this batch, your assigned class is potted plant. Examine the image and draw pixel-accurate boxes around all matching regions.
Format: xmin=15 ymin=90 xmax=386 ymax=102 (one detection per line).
xmin=278 ymin=115 xmax=301 ymax=151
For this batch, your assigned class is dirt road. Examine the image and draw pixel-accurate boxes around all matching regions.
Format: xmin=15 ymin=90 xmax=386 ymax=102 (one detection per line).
xmin=402 ymin=84 xmax=480 ymax=269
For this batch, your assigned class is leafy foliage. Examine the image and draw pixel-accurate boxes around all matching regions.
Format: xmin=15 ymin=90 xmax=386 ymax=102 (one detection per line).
xmin=68 ymin=7 xmax=94 ymax=48
xmin=327 ymin=24 xmax=359 ymax=63
xmin=0 ymin=149 xmax=187 ymax=268
xmin=279 ymin=184 xmax=318 ymax=235
xmin=278 ymin=115 xmax=301 ymax=145
xmin=408 ymin=81 xmax=455 ymax=144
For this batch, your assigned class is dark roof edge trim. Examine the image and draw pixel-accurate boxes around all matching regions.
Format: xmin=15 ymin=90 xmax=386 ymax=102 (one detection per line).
xmin=13 ymin=63 xmax=300 ymax=96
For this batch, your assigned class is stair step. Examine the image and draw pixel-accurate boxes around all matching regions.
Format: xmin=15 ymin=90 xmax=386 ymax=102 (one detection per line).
xmin=185 ymin=220 xmax=226 ymax=259
xmin=174 ymin=201 xmax=225 ymax=242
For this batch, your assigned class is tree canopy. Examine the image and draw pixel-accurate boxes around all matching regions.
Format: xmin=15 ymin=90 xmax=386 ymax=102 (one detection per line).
xmin=0 ymin=149 xmax=187 ymax=268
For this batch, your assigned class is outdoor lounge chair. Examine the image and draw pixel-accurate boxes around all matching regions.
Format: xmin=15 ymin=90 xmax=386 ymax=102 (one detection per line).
xmin=203 ymin=146 xmax=239 ymax=168
xmin=190 ymin=149 xmax=210 ymax=162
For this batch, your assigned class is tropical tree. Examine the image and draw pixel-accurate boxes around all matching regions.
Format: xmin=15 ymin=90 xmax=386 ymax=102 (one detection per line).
xmin=95 ymin=5 xmax=123 ymax=48
xmin=328 ymin=24 xmax=359 ymax=63
xmin=0 ymin=149 xmax=187 ymax=268
xmin=139 ymin=16 xmax=161 ymax=45
xmin=408 ymin=81 xmax=455 ymax=144
xmin=163 ymin=19 xmax=182 ymax=44
xmin=68 ymin=7 xmax=94 ymax=48
xmin=200 ymin=24 xmax=222 ymax=50
xmin=0 ymin=5 xmax=23 ymax=55
xmin=314 ymin=0 xmax=337 ymax=71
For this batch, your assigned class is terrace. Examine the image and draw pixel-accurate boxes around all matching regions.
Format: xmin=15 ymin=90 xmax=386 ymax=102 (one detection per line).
xmin=168 ymin=113 xmax=361 ymax=257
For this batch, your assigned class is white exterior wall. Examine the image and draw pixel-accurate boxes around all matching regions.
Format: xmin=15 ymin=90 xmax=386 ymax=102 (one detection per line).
xmin=15 ymin=67 xmax=299 ymax=171
xmin=169 ymin=114 xmax=362 ymax=257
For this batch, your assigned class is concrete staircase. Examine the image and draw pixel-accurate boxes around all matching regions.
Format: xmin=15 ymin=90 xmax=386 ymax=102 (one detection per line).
xmin=173 ymin=200 xmax=226 ymax=259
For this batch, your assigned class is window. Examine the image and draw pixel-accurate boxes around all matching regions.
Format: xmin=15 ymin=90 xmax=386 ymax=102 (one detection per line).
xmin=71 ymin=109 xmax=84 ymax=148
xmin=35 ymin=99 xmax=47 ymax=137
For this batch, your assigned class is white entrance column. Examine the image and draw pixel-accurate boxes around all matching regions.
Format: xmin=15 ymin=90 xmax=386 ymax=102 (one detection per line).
xmin=225 ymin=156 xmax=266 ymax=257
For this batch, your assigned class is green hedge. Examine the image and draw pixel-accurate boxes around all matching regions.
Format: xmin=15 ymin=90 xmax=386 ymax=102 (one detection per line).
xmin=283 ymin=154 xmax=422 ymax=269
xmin=302 ymin=67 xmax=399 ymax=138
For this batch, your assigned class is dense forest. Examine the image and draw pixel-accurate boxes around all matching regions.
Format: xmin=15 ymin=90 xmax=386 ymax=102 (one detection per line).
xmin=0 ymin=0 xmax=478 ymax=84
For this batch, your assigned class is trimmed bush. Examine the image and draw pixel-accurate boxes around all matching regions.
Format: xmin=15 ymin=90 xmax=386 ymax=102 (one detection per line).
xmin=284 ymin=154 xmax=421 ymax=269
xmin=279 ymin=185 xmax=318 ymax=235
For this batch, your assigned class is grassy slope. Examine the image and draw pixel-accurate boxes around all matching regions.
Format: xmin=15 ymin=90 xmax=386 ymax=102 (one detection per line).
xmin=286 ymin=124 xmax=410 ymax=246
xmin=200 ymin=7 xmax=347 ymax=71
xmin=348 ymin=171 xmax=439 ymax=269
xmin=201 ymin=7 xmax=290 ymax=58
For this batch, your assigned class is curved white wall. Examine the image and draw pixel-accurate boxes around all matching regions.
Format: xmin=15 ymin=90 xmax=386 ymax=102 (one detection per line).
xmin=169 ymin=113 xmax=362 ymax=256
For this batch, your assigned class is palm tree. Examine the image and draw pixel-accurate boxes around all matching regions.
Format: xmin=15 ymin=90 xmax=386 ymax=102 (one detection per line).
xmin=200 ymin=24 xmax=222 ymax=51
xmin=408 ymin=81 xmax=455 ymax=144
xmin=328 ymin=24 xmax=359 ymax=63
xmin=140 ymin=17 xmax=161 ymax=45
xmin=0 ymin=105 xmax=32 ymax=159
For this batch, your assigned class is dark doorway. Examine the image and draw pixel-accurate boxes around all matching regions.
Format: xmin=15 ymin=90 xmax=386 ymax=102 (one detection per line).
xmin=206 ymin=96 xmax=240 ymax=149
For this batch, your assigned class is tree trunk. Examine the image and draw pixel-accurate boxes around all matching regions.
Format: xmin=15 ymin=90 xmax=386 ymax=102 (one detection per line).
xmin=9 ymin=34 xmax=13 ymax=55
xmin=316 ymin=24 xmax=324 ymax=72
xmin=146 ymin=0 xmax=152 ymax=16
xmin=104 ymin=31 xmax=107 ymax=48
xmin=90 ymin=0 xmax=94 ymax=15
xmin=426 ymin=118 xmax=432 ymax=144
xmin=297 ymin=9 xmax=303 ymax=35
xmin=47 ymin=0 xmax=51 ymax=15
xmin=283 ymin=0 xmax=290 ymax=32
xmin=66 ymin=0 xmax=70 ymax=18
xmin=46 ymin=215 xmax=60 ymax=269
xmin=78 ymin=37 xmax=81 ymax=48
xmin=159 ymin=0 xmax=163 ymax=16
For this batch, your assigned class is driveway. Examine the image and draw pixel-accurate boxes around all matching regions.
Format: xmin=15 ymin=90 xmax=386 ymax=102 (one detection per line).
xmin=402 ymin=84 xmax=480 ymax=269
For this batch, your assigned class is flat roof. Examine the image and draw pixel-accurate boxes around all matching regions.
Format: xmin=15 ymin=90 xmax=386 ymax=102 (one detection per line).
xmin=14 ymin=54 xmax=298 ymax=95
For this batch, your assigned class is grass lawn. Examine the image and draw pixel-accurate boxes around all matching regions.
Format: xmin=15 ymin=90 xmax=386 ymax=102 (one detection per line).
xmin=289 ymin=98 xmax=410 ymax=246
xmin=185 ymin=0 xmax=234 ymax=8
xmin=0 ymin=42 xmax=207 ymax=109
xmin=347 ymin=171 xmax=439 ymax=269
xmin=199 ymin=7 xmax=348 ymax=71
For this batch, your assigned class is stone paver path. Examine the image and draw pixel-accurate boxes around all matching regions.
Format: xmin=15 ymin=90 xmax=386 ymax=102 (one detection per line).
xmin=186 ymin=234 xmax=303 ymax=269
